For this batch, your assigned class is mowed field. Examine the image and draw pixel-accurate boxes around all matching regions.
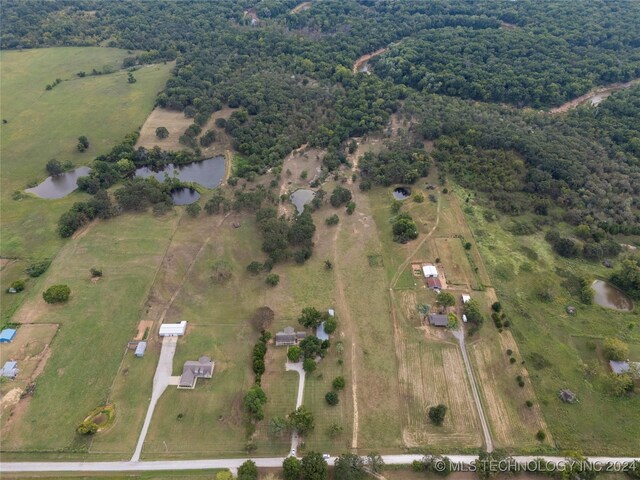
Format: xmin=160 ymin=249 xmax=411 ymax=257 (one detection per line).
xmin=136 ymin=107 xmax=236 ymax=159
xmin=461 ymin=189 xmax=640 ymax=455
xmin=0 ymin=47 xmax=173 ymax=260
xmin=1 ymin=213 xmax=180 ymax=454
xmin=136 ymin=183 xmax=355 ymax=458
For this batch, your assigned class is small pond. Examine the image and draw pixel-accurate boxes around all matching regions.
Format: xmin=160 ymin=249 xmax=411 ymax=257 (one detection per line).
xmin=25 ymin=166 xmax=91 ymax=199
xmin=290 ymin=189 xmax=315 ymax=214
xmin=392 ymin=186 xmax=411 ymax=200
xmin=171 ymin=188 xmax=201 ymax=205
xmin=135 ymin=156 xmax=225 ymax=189
xmin=591 ymin=279 xmax=634 ymax=312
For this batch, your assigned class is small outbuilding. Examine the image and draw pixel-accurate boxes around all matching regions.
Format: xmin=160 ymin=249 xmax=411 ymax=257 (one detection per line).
xmin=428 ymin=314 xmax=449 ymax=327
xmin=462 ymin=294 xmax=471 ymax=304
xmin=275 ymin=326 xmax=306 ymax=346
xmin=422 ymin=265 xmax=438 ymax=278
xmin=0 ymin=361 xmax=19 ymax=379
xmin=135 ymin=341 xmax=147 ymax=358
xmin=328 ymin=309 xmax=335 ymax=317
xmin=426 ymin=277 xmax=442 ymax=290
xmin=0 ymin=328 xmax=17 ymax=343
xmin=159 ymin=321 xmax=187 ymax=337
xmin=559 ymin=389 xmax=577 ymax=403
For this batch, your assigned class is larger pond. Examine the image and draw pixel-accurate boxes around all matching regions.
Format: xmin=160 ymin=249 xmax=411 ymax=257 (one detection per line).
xmin=135 ymin=156 xmax=225 ymax=189
xmin=591 ymin=280 xmax=634 ymax=312
xmin=25 ymin=166 xmax=92 ymax=199
xmin=290 ymin=189 xmax=315 ymax=214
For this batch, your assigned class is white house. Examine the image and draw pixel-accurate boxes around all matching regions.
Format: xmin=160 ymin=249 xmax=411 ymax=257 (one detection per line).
xmin=462 ymin=294 xmax=471 ymax=304
xmin=159 ymin=321 xmax=187 ymax=337
xmin=422 ymin=265 xmax=438 ymax=278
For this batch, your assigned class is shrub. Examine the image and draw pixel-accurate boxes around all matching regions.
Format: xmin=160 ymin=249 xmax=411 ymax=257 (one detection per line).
xmin=330 ymin=186 xmax=352 ymax=207
xmin=526 ymin=400 xmax=533 ymax=408
xmin=332 ymin=376 xmax=346 ymax=390
xmin=90 ymin=268 xmax=103 ymax=277
xmin=43 ymin=284 xmax=71 ymax=304
xmin=155 ymin=126 xmax=169 ymax=139
xmin=346 ymin=201 xmax=356 ymax=215
xmin=265 ymin=273 xmax=280 ymax=286
xmin=186 ymin=202 xmax=201 ymax=217
xmin=603 ymin=337 xmax=628 ymax=361
xmin=509 ymin=357 xmax=516 ymax=364
xmin=325 ymin=214 xmax=339 ymax=226
xmin=26 ymin=260 xmax=50 ymax=277
xmin=392 ymin=213 xmax=418 ymax=243
xmin=76 ymin=420 xmax=98 ymax=435
xmin=413 ymin=193 xmax=424 ymax=203
xmin=46 ymin=158 xmax=64 ymax=175
xmin=288 ymin=346 xmax=302 ymax=362
xmin=536 ymin=430 xmax=546 ymax=441
xmin=428 ymin=404 xmax=447 ymax=425
xmin=325 ymin=391 xmax=339 ymax=406
xmin=247 ymin=261 xmax=263 ymax=275
xmin=199 ymin=129 xmax=216 ymax=147
xmin=324 ymin=316 xmax=337 ymax=334
xmin=491 ymin=302 xmax=502 ymax=312
xmin=303 ymin=357 xmax=316 ymax=373
xmin=9 ymin=279 xmax=26 ymax=292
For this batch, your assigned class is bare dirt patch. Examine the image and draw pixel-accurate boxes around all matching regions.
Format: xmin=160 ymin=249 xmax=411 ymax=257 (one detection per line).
xmin=353 ymin=48 xmax=388 ymax=74
xmin=291 ymin=2 xmax=312 ymax=13
xmin=0 ymin=324 xmax=58 ymax=420
xmin=549 ymin=79 xmax=640 ymax=114
xmin=134 ymin=320 xmax=153 ymax=341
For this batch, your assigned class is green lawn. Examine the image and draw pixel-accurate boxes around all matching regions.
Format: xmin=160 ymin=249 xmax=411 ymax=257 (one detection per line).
xmin=461 ymin=191 xmax=640 ymax=455
xmin=0 ymin=213 xmax=179 ymax=452
xmin=0 ymin=47 xmax=173 ymax=259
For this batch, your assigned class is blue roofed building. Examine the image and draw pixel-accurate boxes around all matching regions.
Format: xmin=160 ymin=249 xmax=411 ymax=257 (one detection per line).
xmin=0 ymin=328 xmax=17 ymax=343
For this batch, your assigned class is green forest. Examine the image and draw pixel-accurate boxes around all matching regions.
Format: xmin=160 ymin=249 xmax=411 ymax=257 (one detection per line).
xmin=2 ymin=0 xmax=639 ymax=234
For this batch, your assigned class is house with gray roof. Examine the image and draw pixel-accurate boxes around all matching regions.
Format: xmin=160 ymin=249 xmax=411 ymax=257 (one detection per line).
xmin=610 ymin=360 xmax=640 ymax=377
xmin=275 ymin=326 xmax=306 ymax=346
xmin=428 ymin=314 xmax=449 ymax=327
xmin=178 ymin=356 xmax=214 ymax=389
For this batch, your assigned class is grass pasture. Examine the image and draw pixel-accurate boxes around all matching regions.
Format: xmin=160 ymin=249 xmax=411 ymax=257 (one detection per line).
xmin=0 ymin=47 xmax=173 ymax=259
xmin=461 ymin=190 xmax=640 ymax=455
xmin=0 ymin=213 xmax=179 ymax=452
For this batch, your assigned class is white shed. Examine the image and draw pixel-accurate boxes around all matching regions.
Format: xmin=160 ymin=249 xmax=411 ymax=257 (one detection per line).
xmin=462 ymin=294 xmax=471 ymax=304
xmin=422 ymin=265 xmax=438 ymax=278
xmin=159 ymin=321 xmax=187 ymax=337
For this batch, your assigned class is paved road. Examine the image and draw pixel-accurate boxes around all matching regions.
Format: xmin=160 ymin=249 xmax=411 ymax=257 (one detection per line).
xmin=285 ymin=361 xmax=306 ymax=454
xmin=452 ymin=327 xmax=493 ymax=453
xmin=2 ymin=455 xmax=638 ymax=473
xmin=131 ymin=336 xmax=177 ymax=462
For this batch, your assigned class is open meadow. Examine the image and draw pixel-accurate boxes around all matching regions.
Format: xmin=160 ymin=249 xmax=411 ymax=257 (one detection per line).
xmin=0 ymin=47 xmax=173 ymax=260
xmin=461 ymin=190 xmax=640 ymax=455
